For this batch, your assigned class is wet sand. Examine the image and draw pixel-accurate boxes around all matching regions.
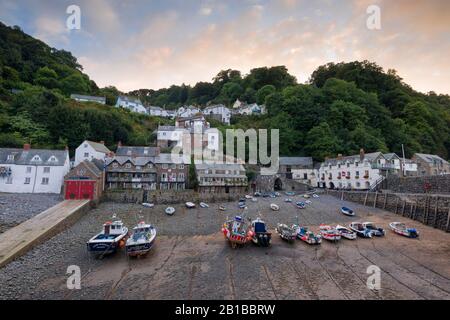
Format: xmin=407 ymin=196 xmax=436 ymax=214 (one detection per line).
xmin=0 ymin=194 xmax=449 ymax=300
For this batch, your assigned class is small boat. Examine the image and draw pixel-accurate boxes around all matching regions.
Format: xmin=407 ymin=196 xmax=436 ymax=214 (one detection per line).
xmin=87 ymin=220 xmax=129 ymax=255
xmin=293 ymin=225 xmax=322 ymax=245
xmin=303 ymin=194 xmax=311 ymax=199
xmin=262 ymin=193 xmax=270 ymax=198
xmin=296 ymin=201 xmax=306 ymax=209
xmin=336 ymin=225 xmax=357 ymax=240
xmin=269 ymin=193 xmax=276 ymax=198
xmin=251 ymin=217 xmax=272 ymax=247
xmin=341 ymin=207 xmax=355 ymax=216
xmin=251 ymin=197 xmax=257 ymax=202
xmin=363 ymin=222 xmax=385 ymax=237
xmin=125 ymin=221 xmax=156 ymax=257
xmin=185 ymin=202 xmax=196 ymax=209
xmin=245 ymin=194 xmax=252 ymax=199
xmin=389 ymin=222 xmax=419 ymax=238
xmin=276 ymin=223 xmax=297 ymax=243
xmin=284 ymin=198 xmax=292 ymax=203
xmin=239 ymin=198 xmax=246 ymax=203
xmin=142 ymin=203 xmax=154 ymax=208
xmin=219 ymin=205 xmax=226 ymax=211
xmin=305 ymin=200 xmax=312 ymax=204
xmin=238 ymin=200 xmax=247 ymax=209
xmin=199 ymin=202 xmax=209 ymax=208
xmin=319 ymin=224 xmax=341 ymax=242
xmin=349 ymin=222 xmax=372 ymax=238
xmin=274 ymin=192 xmax=281 ymax=197
xmin=222 ymin=216 xmax=253 ymax=248
xmin=270 ymin=203 xmax=280 ymax=211
xmin=285 ymin=191 xmax=295 ymax=196
xmin=312 ymin=194 xmax=319 ymax=198
xmin=254 ymin=192 xmax=262 ymax=197
xmin=165 ymin=207 xmax=175 ymax=215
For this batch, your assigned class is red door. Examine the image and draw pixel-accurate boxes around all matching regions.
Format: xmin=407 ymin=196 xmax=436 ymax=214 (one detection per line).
xmin=65 ymin=180 xmax=95 ymax=200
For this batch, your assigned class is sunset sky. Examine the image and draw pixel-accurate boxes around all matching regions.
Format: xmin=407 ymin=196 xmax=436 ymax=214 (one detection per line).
xmin=1 ymin=0 xmax=449 ymax=94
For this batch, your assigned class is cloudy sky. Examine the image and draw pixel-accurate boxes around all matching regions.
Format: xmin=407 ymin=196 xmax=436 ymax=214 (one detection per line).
xmin=1 ymin=0 xmax=449 ymax=94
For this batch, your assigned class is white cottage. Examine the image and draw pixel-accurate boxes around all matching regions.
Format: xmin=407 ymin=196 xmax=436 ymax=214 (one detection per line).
xmin=203 ymin=104 xmax=231 ymax=124
xmin=116 ymin=96 xmax=147 ymax=114
xmin=74 ymin=140 xmax=111 ymax=167
xmin=177 ymin=105 xmax=201 ymax=118
xmin=0 ymin=144 xmax=70 ymax=194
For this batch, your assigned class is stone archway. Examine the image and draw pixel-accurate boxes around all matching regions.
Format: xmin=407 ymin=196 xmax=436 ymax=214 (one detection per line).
xmin=329 ymin=182 xmax=335 ymax=189
xmin=274 ymin=178 xmax=283 ymax=191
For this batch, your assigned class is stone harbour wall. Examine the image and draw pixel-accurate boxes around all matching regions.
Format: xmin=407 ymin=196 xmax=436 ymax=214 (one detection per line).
xmin=384 ymin=175 xmax=450 ymax=194
xmin=326 ymin=189 xmax=450 ymax=232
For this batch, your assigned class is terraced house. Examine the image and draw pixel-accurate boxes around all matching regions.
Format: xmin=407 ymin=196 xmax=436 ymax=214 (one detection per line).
xmin=195 ymin=162 xmax=248 ymax=194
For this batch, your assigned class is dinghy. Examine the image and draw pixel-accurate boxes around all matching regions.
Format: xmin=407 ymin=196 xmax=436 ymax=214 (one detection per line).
xmin=251 ymin=197 xmax=257 ymax=202
xmin=336 ymin=225 xmax=357 ymax=240
xmin=284 ymin=198 xmax=292 ymax=203
xmin=270 ymin=203 xmax=280 ymax=211
xmin=125 ymin=221 xmax=156 ymax=257
xmin=142 ymin=203 xmax=154 ymax=208
xmin=199 ymin=202 xmax=209 ymax=208
xmin=285 ymin=191 xmax=295 ymax=196
xmin=251 ymin=217 xmax=272 ymax=247
xmin=341 ymin=207 xmax=355 ymax=216
xmin=296 ymin=201 xmax=306 ymax=209
xmin=319 ymin=224 xmax=341 ymax=242
xmin=349 ymin=222 xmax=372 ymax=238
xmin=238 ymin=200 xmax=247 ymax=209
xmin=219 ymin=205 xmax=226 ymax=211
xmin=389 ymin=222 xmax=419 ymax=238
xmin=305 ymin=200 xmax=312 ymax=204
xmin=303 ymin=194 xmax=311 ymax=199
xmin=294 ymin=225 xmax=322 ymax=245
xmin=312 ymin=194 xmax=319 ymax=198
xmin=275 ymin=223 xmax=297 ymax=243
xmin=363 ymin=222 xmax=385 ymax=237
xmin=222 ymin=216 xmax=254 ymax=248
xmin=87 ymin=220 xmax=129 ymax=255
xmin=245 ymin=194 xmax=252 ymax=199
xmin=165 ymin=207 xmax=175 ymax=215
xmin=185 ymin=202 xmax=196 ymax=209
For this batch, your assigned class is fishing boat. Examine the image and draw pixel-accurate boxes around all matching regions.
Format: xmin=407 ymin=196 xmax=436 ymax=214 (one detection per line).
xmin=296 ymin=201 xmax=306 ymax=209
xmin=125 ymin=221 xmax=156 ymax=257
xmin=293 ymin=225 xmax=322 ymax=245
xmin=219 ymin=205 xmax=226 ymax=211
xmin=336 ymin=225 xmax=357 ymax=240
xmin=185 ymin=202 xmax=196 ymax=209
xmin=349 ymin=222 xmax=372 ymax=238
xmin=319 ymin=224 xmax=341 ymax=242
xmin=284 ymin=198 xmax=292 ymax=203
xmin=222 ymin=216 xmax=254 ymax=248
xmin=199 ymin=202 xmax=209 ymax=208
xmin=165 ymin=207 xmax=175 ymax=215
xmin=341 ymin=207 xmax=355 ymax=216
xmin=270 ymin=203 xmax=280 ymax=211
xmin=276 ymin=223 xmax=297 ymax=243
xmin=251 ymin=217 xmax=272 ymax=247
xmin=87 ymin=220 xmax=129 ymax=255
xmin=363 ymin=222 xmax=385 ymax=237
xmin=142 ymin=203 xmax=154 ymax=208
xmin=303 ymin=194 xmax=311 ymax=199
xmin=312 ymin=194 xmax=319 ymax=198
xmin=389 ymin=222 xmax=419 ymax=238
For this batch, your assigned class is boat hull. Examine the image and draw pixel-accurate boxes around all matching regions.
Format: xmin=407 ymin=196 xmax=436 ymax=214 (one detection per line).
xmin=252 ymin=233 xmax=272 ymax=247
xmin=126 ymin=240 xmax=155 ymax=256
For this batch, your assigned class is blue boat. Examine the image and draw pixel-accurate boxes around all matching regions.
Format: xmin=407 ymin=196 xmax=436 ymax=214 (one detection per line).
xmin=87 ymin=220 xmax=129 ymax=255
xmin=296 ymin=201 xmax=306 ymax=209
xmin=341 ymin=207 xmax=355 ymax=216
xmin=125 ymin=221 xmax=157 ymax=257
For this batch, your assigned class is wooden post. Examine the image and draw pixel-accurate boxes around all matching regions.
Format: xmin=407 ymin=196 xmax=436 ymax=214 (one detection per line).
xmin=424 ymin=196 xmax=429 ymax=224
xmin=433 ymin=196 xmax=439 ymax=228
xmin=395 ymin=197 xmax=399 ymax=214
xmin=402 ymin=200 xmax=406 ymax=216
xmin=409 ymin=202 xmax=414 ymax=218
xmin=413 ymin=197 xmax=418 ymax=220
xmin=341 ymin=191 xmax=344 ymax=201
xmin=446 ymin=207 xmax=450 ymax=232
xmin=364 ymin=191 xmax=369 ymax=206
xmin=373 ymin=192 xmax=378 ymax=208
xmin=383 ymin=193 xmax=388 ymax=209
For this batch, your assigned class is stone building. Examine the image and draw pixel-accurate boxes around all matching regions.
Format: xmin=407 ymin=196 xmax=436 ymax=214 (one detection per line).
xmin=64 ymin=160 xmax=104 ymax=201
xmin=412 ymin=153 xmax=450 ymax=176
xmin=196 ymin=162 xmax=247 ymax=193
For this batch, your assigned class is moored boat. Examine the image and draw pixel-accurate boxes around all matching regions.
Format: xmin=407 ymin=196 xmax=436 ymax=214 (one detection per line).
xmin=87 ymin=220 xmax=129 ymax=255
xmin=142 ymin=203 xmax=154 ymax=208
xmin=251 ymin=217 xmax=272 ymax=247
xmin=276 ymin=223 xmax=297 ymax=243
xmin=319 ymin=224 xmax=341 ymax=242
xmin=296 ymin=201 xmax=306 ymax=209
xmin=199 ymin=202 xmax=209 ymax=208
xmin=363 ymin=222 xmax=385 ymax=237
xmin=341 ymin=207 xmax=355 ymax=216
xmin=284 ymin=198 xmax=292 ymax=203
xmin=270 ymin=203 xmax=280 ymax=211
xmin=312 ymin=194 xmax=319 ymax=198
xmin=125 ymin=221 xmax=156 ymax=257
xmin=219 ymin=205 xmax=226 ymax=211
xmin=222 ymin=215 xmax=254 ymax=248
xmin=349 ymin=222 xmax=372 ymax=238
xmin=336 ymin=224 xmax=357 ymax=240
xmin=185 ymin=202 xmax=196 ymax=208
xmin=165 ymin=207 xmax=175 ymax=215
xmin=294 ymin=225 xmax=322 ymax=245
xmin=245 ymin=194 xmax=252 ymax=199
xmin=389 ymin=222 xmax=419 ymax=238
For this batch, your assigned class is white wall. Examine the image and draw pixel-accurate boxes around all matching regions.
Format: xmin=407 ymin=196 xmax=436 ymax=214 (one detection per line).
xmin=75 ymin=141 xmax=107 ymax=166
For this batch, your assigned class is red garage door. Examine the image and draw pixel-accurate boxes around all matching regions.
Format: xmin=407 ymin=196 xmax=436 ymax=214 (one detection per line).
xmin=65 ymin=180 xmax=95 ymax=200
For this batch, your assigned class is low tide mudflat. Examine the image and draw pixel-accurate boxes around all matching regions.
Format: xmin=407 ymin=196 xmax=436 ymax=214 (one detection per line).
xmin=0 ymin=194 xmax=449 ymax=300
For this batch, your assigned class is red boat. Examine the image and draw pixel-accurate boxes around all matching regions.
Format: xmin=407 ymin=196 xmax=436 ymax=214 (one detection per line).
xmin=222 ymin=216 xmax=254 ymax=248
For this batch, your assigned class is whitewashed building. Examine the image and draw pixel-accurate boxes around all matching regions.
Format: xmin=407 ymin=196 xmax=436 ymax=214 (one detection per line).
xmin=0 ymin=144 xmax=70 ymax=194
xmin=70 ymin=94 xmax=106 ymax=104
xmin=177 ymin=105 xmax=201 ymax=118
xmin=235 ymin=103 xmax=266 ymax=115
xmin=148 ymin=106 xmax=176 ymax=118
xmin=203 ymin=104 xmax=231 ymax=124
xmin=116 ymin=96 xmax=147 ymax=114
xmin=74 ymin=140 xmax=111 ymax=167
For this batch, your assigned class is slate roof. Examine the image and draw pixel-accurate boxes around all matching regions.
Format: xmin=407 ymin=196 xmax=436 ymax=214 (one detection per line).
xmin=279 ymin=157 xmax=313 ymax=167
xmin=0 ymin=148 xmax=68 ymax=166
xmin=322 ymin=152 xmax=383 ymax=166
xmin=115 ymin=146 xmax=159 ymax=157
xmin=117 ymin=95 xmax=142 ymax=104
xmin=414 ymin=153 xmax=449 ymax=164
xmin=86 ymin=140 xmax=111 ymax=153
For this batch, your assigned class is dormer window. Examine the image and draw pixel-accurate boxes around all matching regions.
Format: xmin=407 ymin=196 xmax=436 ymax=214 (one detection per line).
xmin=32 ymin=155 xmax=41 ymax=162
xmin=49 ymin=156 xmax=57 ymax=162
xmin=127 ymin=150 xmax=132 ymax=156
xmin=112 ymin=163 xmax=118 ymax=168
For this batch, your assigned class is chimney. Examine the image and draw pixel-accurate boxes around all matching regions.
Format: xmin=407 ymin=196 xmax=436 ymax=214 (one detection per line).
xmin=100 ymin=140 xmax=105 ymax=145
xmin=65 ymin=145 xmax=69 ymax=151
xmin=23 ymin=143 xmax=31 ymax=150
xmin=360 ymin=148 xmax=365 ymax=161
xmin=155 ymin=147 xmax=160 ymax=156
xmin=337 ymin=153 xmax=343 ymax=160
xmin=117 ymin=141 xmax=122 ymax=147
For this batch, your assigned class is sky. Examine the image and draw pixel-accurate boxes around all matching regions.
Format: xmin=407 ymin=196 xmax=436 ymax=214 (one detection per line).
xmin=1 ymin=0 xmax=449 ymax=94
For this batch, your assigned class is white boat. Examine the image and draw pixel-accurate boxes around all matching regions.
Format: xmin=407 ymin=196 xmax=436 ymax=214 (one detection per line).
xmin=363 ymin=222 xmax=385 ymax=237
xmin=199 ymin=202 xmax=209 ymax=208
xmin=341 ymin=207 xmax=355 ymax=216
xmin=349 ymin=222 xmax=372 ymax=238
xmin=87 ymin=220 xmax=129 ymax=255
xmin=319 ymin=224 xmax=341 ymax=242
xmin=251 ymin=197 xmax=257 ymax=202
xmin=303 ymin=194 xmax=311 ymax=199
xmin=185 ymin=202 xmax=196 ymax=208
xmin=284 ymin=198 xmax=292 ymax=203
xmin=336 ymin=225 xmax=357 ymax=240
xmin=142 ymin=203 xmax=154 ymax=208
xmin=389 ymin=222 xmax=419 ymax=238
xmin=312 ymin=194 xmax=319 ymax=198
xmin=126 ymin=221 xmax=157 ymax=257
xmin=165 ymin=207 xmax=175 ymax=215
xmin=219 ymin=205 xmax=226 ymax=211
xmin=270 ymin=203 xmax=280 ymax=211
xmin=245 ymin=194 xmax=252 ymax=199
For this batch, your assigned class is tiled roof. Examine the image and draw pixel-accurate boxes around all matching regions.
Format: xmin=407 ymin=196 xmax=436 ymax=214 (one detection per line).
xmin=115 ymin=146 xmax=159 ymax=157
xmin=414 ymin=153 xmax=449 ymax=164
